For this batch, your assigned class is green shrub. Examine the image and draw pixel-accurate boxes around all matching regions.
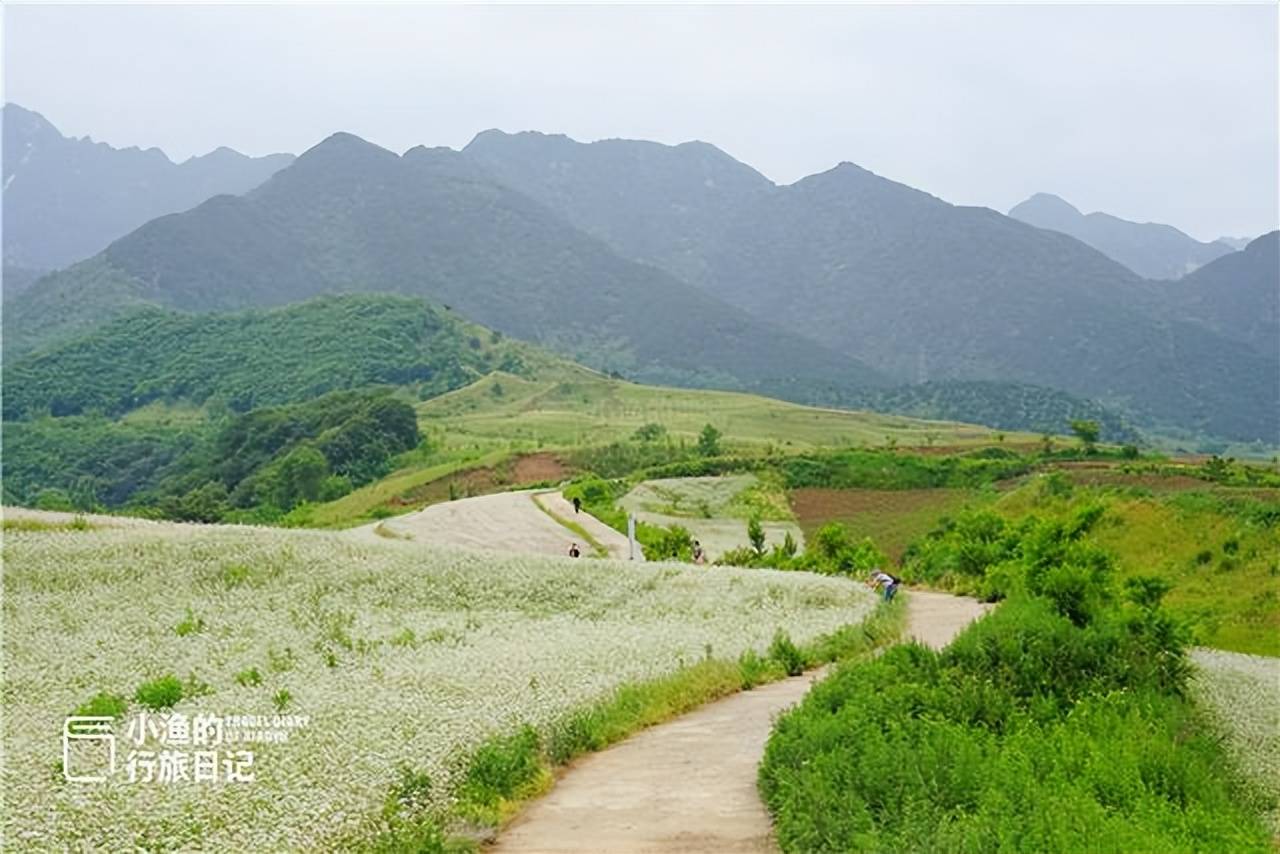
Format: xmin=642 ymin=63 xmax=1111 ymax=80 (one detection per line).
xmin=174 ymin=607 xmax=205 ymax=637
xmin=769 ymin=630 xmax=807 ymax=677
xmin=74 ymin=691 xmax=128 ymax=719
xmin=456 ymin=725 xmax=544 ymax=819
xmin=272 ymin=688 xmax=291 ymax=712
xmin=234 ymin=667 xmax=262 ymax=688
xmin=738 ymin=649 xmax=778 ymax=690
xmin=135 ymin=675 xmax=184 ymax=710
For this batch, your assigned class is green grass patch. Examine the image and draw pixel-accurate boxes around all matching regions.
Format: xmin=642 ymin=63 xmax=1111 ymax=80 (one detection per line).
xmin=134 ymin=675 xmax=185 ymax=711
xmin=2 ymin=515 xmax=94 ymax=532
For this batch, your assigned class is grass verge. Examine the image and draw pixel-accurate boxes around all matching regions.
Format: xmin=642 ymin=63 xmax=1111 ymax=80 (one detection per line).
xmin=530 ymin=493 xmax=609 ymax=558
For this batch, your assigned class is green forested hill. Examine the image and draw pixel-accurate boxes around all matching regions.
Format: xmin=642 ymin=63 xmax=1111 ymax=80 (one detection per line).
xmin=849 ymin=380 xmax=1140 ymax=444
xmin=3 ymin=389 xmax=421 ymax=520
xmin=3 ymin=294 xmax=543 ymax=420
xmin=1161 ymin=231 xmax=1278 ymax=357
xmin=5 ymin=132 xmax=883 ymax=396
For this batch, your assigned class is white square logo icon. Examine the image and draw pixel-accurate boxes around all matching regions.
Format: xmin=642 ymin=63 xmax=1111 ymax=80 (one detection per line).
xmin=63 ymin=716 xmax=116 ymax=783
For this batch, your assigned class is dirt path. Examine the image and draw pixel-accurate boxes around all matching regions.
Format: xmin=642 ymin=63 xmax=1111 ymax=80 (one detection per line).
xmin=490 ymin=590 xmax=991 ymax=854
xmin=353 ymin=491 xmax=636 ymax=559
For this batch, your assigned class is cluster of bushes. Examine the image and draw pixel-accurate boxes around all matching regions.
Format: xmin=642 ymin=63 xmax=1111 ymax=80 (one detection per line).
xmin=718 ymin=521 xmax=887 ymax=579
xmin=760 ymin=528 xmax=1273 ymax=852
xmin=780 ymin=448 xmax=1033 ymax=491
xmin=564 ymin=423 xmax=742 ymax=480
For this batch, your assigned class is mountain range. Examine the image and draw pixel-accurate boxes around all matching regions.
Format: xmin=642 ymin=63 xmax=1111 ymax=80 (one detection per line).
xmin=465 ymin=130 xmax=1276 ymax=443
xmin=5 ymin=115 xmax=1275 ymax=444
xmin=6 ymin=131 xmax=882 ymax=397
xmin=2 ymin=103 xmax=292 ymax=274
xmin=1008 ymin=192 xmax=1237 ymax=280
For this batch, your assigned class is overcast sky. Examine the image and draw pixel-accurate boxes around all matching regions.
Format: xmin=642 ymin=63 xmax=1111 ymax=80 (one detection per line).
xmin=4 ymin=3 xmax=1277 ymax=241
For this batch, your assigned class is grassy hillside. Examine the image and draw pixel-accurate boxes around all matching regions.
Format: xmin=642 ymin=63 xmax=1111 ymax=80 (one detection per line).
xmin=418 ymin=368 xmax=1011 ymax=451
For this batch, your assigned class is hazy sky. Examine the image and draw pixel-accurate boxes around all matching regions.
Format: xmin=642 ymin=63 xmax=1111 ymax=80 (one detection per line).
xmin=4 ymin=3 xmax=1277 ymax=241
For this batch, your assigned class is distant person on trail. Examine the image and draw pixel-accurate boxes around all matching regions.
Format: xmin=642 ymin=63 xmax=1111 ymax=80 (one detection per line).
xmin=869 ymin=569 xmax=900 ymax=602
xmin=568 ymin=543 xmax=582 ymax=558
xmin=692 ymin=541 xmax=706 ymax=564
xmin=572 ymin=496 xmax=581 ymax=514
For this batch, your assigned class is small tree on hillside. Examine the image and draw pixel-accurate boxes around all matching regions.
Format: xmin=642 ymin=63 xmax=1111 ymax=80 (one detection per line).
xmin=697 ymin=424 xmax=722 ymax=457
xmin=1069 ymin=419 xmax=1100 ymax=454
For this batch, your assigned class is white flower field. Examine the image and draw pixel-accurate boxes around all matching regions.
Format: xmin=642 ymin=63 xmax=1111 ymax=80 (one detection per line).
xmin=2 ymin=512 xmax=875 ymax=850
xmin=1190 ymin=647 xmax=1280 ymax=833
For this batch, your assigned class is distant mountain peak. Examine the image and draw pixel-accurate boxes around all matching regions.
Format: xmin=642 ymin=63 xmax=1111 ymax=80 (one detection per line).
xmin=3 ymin=105 xmax=295 ymax=269
xmin=302 ymin=131 xmax=390 ymax=157
xmin=1014 ymin=192 xmax=1083 ymax=218
xmin=1009 ymin=192 xmax=1233 ymax=280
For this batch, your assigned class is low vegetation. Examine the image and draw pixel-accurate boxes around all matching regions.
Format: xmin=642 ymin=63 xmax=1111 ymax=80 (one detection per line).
xmin=760 ymin=522 xmax=1275 ymax=853
xmin=903 ymin=472 xmax=1280 ymax=655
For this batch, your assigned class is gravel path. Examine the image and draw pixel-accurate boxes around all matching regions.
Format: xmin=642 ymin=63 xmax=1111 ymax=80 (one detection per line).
xmin=490 ymin=589 xmax=991 ymax=853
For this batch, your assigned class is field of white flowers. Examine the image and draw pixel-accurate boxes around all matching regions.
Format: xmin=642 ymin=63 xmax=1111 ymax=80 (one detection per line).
xmin=2 ymin=511 xmax=874 ymax=850
xmin=1190 ymin=647 xmax=1280 ymax=832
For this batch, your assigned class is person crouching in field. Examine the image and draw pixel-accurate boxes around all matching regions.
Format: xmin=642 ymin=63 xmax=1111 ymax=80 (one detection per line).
xmin=869 ymin=569 xmax=900 ymax=602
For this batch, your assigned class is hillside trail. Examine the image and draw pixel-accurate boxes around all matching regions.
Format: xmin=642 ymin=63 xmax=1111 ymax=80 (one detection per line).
xmin=489 ymin=589 xmax=991 ymax=854
xmin=350 ymin=490 xmax=636 ymax=560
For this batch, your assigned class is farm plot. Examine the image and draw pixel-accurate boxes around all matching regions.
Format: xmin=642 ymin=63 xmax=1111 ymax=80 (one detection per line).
xmin=2 ymin=510 xmax=873 ymax=851
xmin=790 ymin=487 xmax=978 ymax=562
xmin=618 ymin=474 xmax=803 ymax=560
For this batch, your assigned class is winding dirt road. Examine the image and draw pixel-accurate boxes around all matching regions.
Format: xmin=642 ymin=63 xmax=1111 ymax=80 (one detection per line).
xmin=490 ymin=590 xmax=991 ymax=854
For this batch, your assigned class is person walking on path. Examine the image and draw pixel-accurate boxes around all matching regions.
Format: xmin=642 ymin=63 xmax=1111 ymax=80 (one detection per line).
xmin=572 ymin=496 xmax=582 ymax=514
xmin=568 ymin=543 xmax=582 ymax=558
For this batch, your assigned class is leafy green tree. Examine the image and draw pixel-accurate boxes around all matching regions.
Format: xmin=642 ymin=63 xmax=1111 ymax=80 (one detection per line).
xmin=34 ymin=488 xmax=75 ymax=511
xmin=177 ymin=482 xmax=230 ymax=523
xmin=1069 ymin=419 xmax=1101 ymax=453
xmin=270 ymin=445 xmax=329 ymax=509
xmin=696 ymin=424 xmax=722 ymax=457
